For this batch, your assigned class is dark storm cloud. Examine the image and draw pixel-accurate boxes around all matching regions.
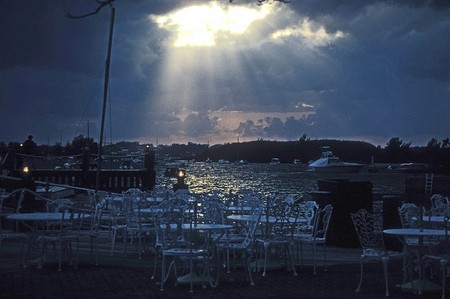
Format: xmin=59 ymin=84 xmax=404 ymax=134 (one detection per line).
xmin=0 ymin=0 xmax=448 ymax=145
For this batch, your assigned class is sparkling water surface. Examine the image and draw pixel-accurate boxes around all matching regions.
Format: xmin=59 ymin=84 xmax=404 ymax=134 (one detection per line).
xmin=156 ymin=162 xmax=409 ymax=197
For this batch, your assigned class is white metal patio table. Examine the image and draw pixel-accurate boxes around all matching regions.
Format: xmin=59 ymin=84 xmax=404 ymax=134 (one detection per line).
xmin=383 ymin=228 xmax=446 ymax=294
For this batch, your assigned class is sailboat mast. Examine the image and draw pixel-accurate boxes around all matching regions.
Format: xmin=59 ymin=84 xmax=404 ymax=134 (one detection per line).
xmin=96 ymin=5 xmax=115 ymax=192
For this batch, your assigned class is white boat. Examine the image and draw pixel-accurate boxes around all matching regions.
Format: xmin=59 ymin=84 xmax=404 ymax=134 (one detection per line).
xmin=308 ymin=147 xmax=363 ymax=173
xmin=270 ymin=158 xmax=281 ymax=165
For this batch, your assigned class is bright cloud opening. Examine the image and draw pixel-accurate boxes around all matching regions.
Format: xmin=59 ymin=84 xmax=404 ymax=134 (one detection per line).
xmin=271 ymin=18 xmax=346 ymax=47
xmin=150 ymin=2 xmax=271 ymax=47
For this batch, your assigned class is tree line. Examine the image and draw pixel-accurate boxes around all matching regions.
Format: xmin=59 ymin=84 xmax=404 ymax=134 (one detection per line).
xmin=1 ymin=135 xmax=449 ymax=173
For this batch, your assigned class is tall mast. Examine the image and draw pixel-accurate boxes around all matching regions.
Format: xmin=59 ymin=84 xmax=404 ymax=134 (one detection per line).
xmin=96 ymin=5 xmax=115 ymax=192
xmin=66 ymin=0 xmax=116 ymax=193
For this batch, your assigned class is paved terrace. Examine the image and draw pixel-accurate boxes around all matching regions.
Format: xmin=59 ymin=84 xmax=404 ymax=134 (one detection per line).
xmin=0 ymin=237 xmax=444 ymax=299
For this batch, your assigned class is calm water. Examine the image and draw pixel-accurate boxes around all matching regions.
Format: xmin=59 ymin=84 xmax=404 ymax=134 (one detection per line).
xmin=156 ymin=162 xmax=411 ymax=197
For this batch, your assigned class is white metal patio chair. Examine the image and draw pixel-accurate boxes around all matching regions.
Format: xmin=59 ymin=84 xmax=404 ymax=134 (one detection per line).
xmin=292 ymin=203 xmax=333 ymax=275
xmin=351 ymin=208 xmax=404 ymax=297
xmin=121 ymin=189 xmax=156 ymax=259
xmin=36 ymin=200 xmax=87 ymax=271
xmin=255 ymin=194 xmax=298 ymax=277
xmin=78 ymin=193 xmax=109 ymax=265
xmin=422 ymin=217 xmax=450 ymax=299
xmin=158 ymin=202 xmax=213 ymax=293
xmin=0 ymin=189 xmax=30 ymax=266
xmin=216 ymin=205 xmax=263 ymax=286
xmin=151 ymin=196 xmax=189 ymax=280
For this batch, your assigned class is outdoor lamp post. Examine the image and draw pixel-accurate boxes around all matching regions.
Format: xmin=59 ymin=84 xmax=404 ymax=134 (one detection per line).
xmin=173 ymin=168 xmax=188 ymax=191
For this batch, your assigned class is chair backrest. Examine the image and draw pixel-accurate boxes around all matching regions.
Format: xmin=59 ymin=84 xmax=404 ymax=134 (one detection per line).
xmin=44 ymin=200 xmax=86 ymax=236
xmin=149 ymin=186 xmax=174 ymax=200
xmin=351 ymin=209 xmax=385 ymax=255
xmin=312 ymin=204 xmax=333 ymax=239
xmin=0 ymin=189 xmax=11 ymax=231
xmin=123 ymin=188 xmax=143 ymax=196
xmin=398 ymin=203 xmax=421 ymax=228
xmin=46 ymin=198 xmax=73 ymax=212
xmin=265 ymin=194 xmax=296 ymax=237
xmin=202 ymin=199 xmax=225 ymax=224
xmin=155 ymin=204 xmax=188 ymax=249
xmin=430 ymin=194 xmax=450 ymax=216
xmin=241 ymin=207 xmax=263 ymax=248
xmin=8 ymin=188 xmax=49 ymax=213
xmin=86 ymin=197 xmax=108 ymax=233
xmin=122 ymin=189 xmax=147 ymax=229
xmin=297 ymin=200 xmax=319 ymax=227
xmin=236 ymin=194 xmax=263 ymax=215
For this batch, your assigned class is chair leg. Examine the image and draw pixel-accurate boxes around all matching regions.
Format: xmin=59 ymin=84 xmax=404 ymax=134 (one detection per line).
xmin=226 ymin=248 xmax=231 ymax=273
xmin=110 ymin=229 xmax=117 ymax=256
xmin=151 ymin=245 xmax=160 ymax=280
xmin=355 ymin=258 xmax=364 ymax=293
xmin=160 ymin=254 xmax=166 ymax=291
xmin=381 ymin=256 xmax=390 ymax=297
xmin=440 ymin=259 xmax=448 ymax=299
xmin=189 ymin=257 xmax=194 ymax=293
xmin=57 ymin=241 xmax=63 ymax=272
xmin=246 ymin=249 xmax=255 ymax=286
xmin=262 ymin=242 xmax=269 ymax=277
xmin=312 ymin=243 xmax=317 ymax=275
xmin=288 ymin=244 xmax=298 ymax=276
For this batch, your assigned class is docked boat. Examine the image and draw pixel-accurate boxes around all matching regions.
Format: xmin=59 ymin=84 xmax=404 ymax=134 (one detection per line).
xmin=270 ymin=158 xmax=281 ymax=165
xmin=308 ymin=147 xmax=363 ymax=173
xmin=389 ymin=162 xmax=430 ymax=173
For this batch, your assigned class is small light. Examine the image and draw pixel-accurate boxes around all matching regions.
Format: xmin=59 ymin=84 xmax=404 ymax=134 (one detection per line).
xmin=23 ymin=166 xmax=29 ymax=173
xmin=177 ymin=169 xmax=185 ymax=179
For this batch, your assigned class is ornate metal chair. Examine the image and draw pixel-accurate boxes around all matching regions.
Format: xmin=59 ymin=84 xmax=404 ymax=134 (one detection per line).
xmin=422 ymin=217 xmax=450 ymax=299
xmin=255 ymin=194 xmax=298 ymax=277
xmin=351 ymin=209 xmax=404 ymax=297
xmin=292 ymin=204 xmax=333 ymax=275
xmin=216 ymin=205 xmax=263 ymax=286
xmin=0 ymin=189 xmax=29 ymax=267
xmin=78 ymin=193 xmax=109 ymax=265
xmin=430 ymin=194 xmax=450 ymax=217
xmin=36 ymin=200 xmax=87 ymax=271
xmin=157 ymin=199 xmax=213 ymax=293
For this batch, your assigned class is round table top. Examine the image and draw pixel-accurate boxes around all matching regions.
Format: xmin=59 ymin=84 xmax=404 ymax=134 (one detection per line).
xmin=7 ymin=212 xmax=89 ymax=221
xmin=383 ymin=228 xmax=447 ymax=237
xmin=227 ymin=214 xmax=304 ymax=223
xmin=419 ymin=216 xmax=447 ymax=223
xmin=226 ymin=206 xmax=253 ymax=211
xmin=182 ymin=223 xmax=233 ymax=231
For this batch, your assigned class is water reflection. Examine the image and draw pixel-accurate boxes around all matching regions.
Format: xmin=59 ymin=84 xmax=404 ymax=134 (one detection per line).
xmin=156 ymin=162 xmax=407 ymax=196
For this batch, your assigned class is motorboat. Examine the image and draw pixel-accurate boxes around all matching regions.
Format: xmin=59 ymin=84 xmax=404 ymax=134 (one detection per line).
xmin=270 ymin=158 xmax=281 ymax=165
xmin=308 ymin=147 xmax=363 ymax=173
xmin=388 ymin=162 xmax=430 ymax=173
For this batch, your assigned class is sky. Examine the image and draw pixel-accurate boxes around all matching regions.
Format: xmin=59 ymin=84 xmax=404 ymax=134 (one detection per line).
xmin=1 ymin=0 xmax=449 ymax=147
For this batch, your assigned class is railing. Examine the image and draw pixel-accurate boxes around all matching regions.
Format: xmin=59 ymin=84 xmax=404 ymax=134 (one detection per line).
xmin=1 ymin=168 xmax=156 ymax=193
xmin=0 ymin=149 xmax=156 ymax=193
